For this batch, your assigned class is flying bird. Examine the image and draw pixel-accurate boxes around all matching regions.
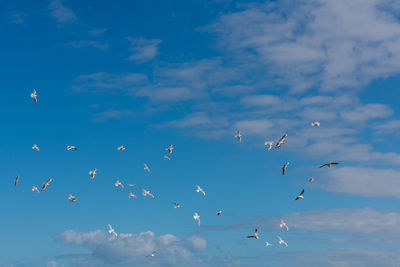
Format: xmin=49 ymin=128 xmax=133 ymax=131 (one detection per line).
xmin=193 ymin=212 xmax=201 ymax=227
xmin=114 ymin=179 xmax=124 ymax=189
xmin=163 ymin=155 xmax=170 ymax=160
xmin=127 ymin=184 xmax=136 ymax=187
xmin=128 ymin=192 xmax=137 ymax=199
xmin=235 ymin=130 xmax=242 ymax=142
xmin=166 ymin=144 xmax=174 ymax=156
xmin=174 ymin=202 xmax=181 ymax=208
xmin=247 ymin=228 xmax=259 ymax=239
xmin=279 ymin=219 xmax=289 ymax=232
xmin=66 ymin=145 xmax=78 ymax=151
xmin=195 ymin=185 xmax=206 ymax=197
xmin=32 ymin=144 xmax=40 ymax=151
xmin=311 ymin=121 xmax=321 ymax=127
xmin=319 ymin=162 xmax=339 ymax=168
xmin=140 ymin=187 xmax=155 ymax=199
xmin=89 ymin=168 xmax=97 ymax=180
xmin=147 ymin=251 xmax=156 ymax=257
xmin=264 ymin=141 xmax=274 ymax=150
xmin=68 ymin=193 xmax=77 ymax=202
xmin=41 ymin=178 xmax=53 ymax=192
xmin=144 ymin=163 xmax=150 ymax=173
xmin=117 ymin=145 xmax=126 ymax=151
xmin=275 ymin=133 xmax=287 ymax=148
xmin=107 ymin=224 xmax=117 ymax=238
xmin=30 ymin=89 xmax=37 ymax=104
xmin=265 ymin=241 xmax=274 ymax=247
xmin=309 ymin=177 xmax=315 ymax=183
xmin=281 ymin=162 xmax=289 ymax=175
xmin=277 ymin=236 xmax=288 ymax=247
xmin=14 ymin=175 xmax=20 ymax=187
xmin=217 ymin=210 xmax=222 ymax=216
xmin=295 ymin=189 xmax=305 ymax=200
xmin=31 ymin=185 xmax=40 ymax=194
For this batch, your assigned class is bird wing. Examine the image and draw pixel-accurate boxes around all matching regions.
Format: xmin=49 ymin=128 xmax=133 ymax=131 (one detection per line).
xmin=300 ymin=189 xmax=305 ymax=195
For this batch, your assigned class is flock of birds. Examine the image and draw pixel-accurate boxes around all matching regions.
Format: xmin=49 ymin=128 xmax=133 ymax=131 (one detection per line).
xmin=23 ymin=90 xmax=340 ymax=256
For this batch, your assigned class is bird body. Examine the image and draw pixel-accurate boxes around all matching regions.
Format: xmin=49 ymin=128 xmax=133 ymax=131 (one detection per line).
xmin=166 ymin=144 xmax=174 ymax=156
xmin=265 ymin=141 xmax=274 ymax=150
xmin=277 ymin=236 xmax=288 ymax=247
xmin=30 ymin=89 xmax=37 ymax=104
xmin=68 ymin=193 xmax=77 ymax=202
xmin=144 ymin=163 xmax=150 ymax=173
xmin=128 ymin=192 xmax=137 ymax=199
xmin=67 ymin=145 xmax=78 ymax=151
xmin=107 ymin=224 xmax=117 ymax=238
xmin=309 ymin=177 xmax=315 ymax=183
xmin=196 ymin=185 xmax=206 ymax=197
xmin=295 ymin=189 xmax=305 ymax=200
xmin=117 ymin=145 xmax=126 ymax=151
xmin=276 ymin=133 xmax=287 ymax=148
xmin=140 ymin=187 xmax=155 ymax=199
xmin=235 ymin=130 xmax=242 ymax=142
xmin=32 ymin=144 xmax=40 ymax=151
xmin=41 ymin=178 xmax=53 ymax=192
xmin=319 ymin=162 xmax=339 ymax=168
xmin=193 ymin=212 xmax=201 ymax=227
xmin=14 ymin=175 xmax=20 ymax=187
xmin=265 ymin=241 xmax=274 ymax=247
xmin=279 ymin=219 xmax=289 ymax=232
xmin=114 ymin=179 xmax=124 ymax=189
xmin=311 ymin=121 xmax=321 ymax=127
xmin=174 ymin=202 xmax=181 ymax=208
xmin=281 ymin=162 xmax=289 ymax=175
xmin=217 ymin=210 xmax=222 ymax=216
xmin=247 ymin=228 xmax=259 ymax=239
xmin=32 ymin=185 xmax=40 ymax=194
xmin=163 ymin=155 xmax=170 ymax=160
xmin=89 ymin=168 xmax=97 ymax=180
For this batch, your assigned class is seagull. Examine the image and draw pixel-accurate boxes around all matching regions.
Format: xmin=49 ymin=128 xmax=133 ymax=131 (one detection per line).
xmin=140 ymin=187 xmax=155 ymax=199
xmin=174 ymin=202 xmax=181 ymax=208
xmin=217 ymin=210 xmax=222 ymax=216
xmin=14 ymin=175 xmax=20 ymax=187
xmin=295 ymin=189 xmax=305 ymax=200
xmin=147 ymin=251 xmax=156 ymax=257
xmin=107 ymin=224 xmax=117 ymax=238
xmin=319 ymin=162 xmax=339 ymax=168
xmin=127 ymin=184 xmax=136 ymax=187
xmin=275 ymin=133 xmax=287 ymax=148
xmin=114 ymin=179 xmax=124 ymax=189
xmin=277 ymin=236 xmax=288 ymax=247
xmin=311 ymin=121 xmax=321 ymax=127
xmin=193 ymin=212 xmax=201 ymax=227
xmin=41 ymin=178 xmax=53 ymax=192
xmin=68 ymin=193 xmax=77 ymax=202
xmin=235 ymin=130 xmax=242 ymax=142
xmin=166 ymin=144 xmax=174 ymax=156
xmin=31 ymin=185 xmax=40 ymax=194
xmin=128 ymin=191 xmax=137 ymax=199
xmin=265 ymin=241 xmax=274 ymax=247
xmin=163 ymin=155 xmax=170 ymax=160
xmin=144 ymin=163 xmax=150 ymax=173
xmin=247 ymin=228 xmax=259 ymax=239
xmin=264 ymin=141 xmax=274 ymax=150
xmin=195 ymin=185 xmax=206 ymax=197
xmin=89 ymin=168 xmax=97 ymax=180
xmin=117 ymin=145 xmax=126 ymax=151
xmin=30 ymin=89 xmax=37 ymax=104
xmin=309 ymin=177 xmax=315 ymax=183
xmin=66 ymin=145 xmax=78 ymax=151
xmin=32 ymin=144 xmax=40 ymax=151
xmin=279 ymin=219 xmax=289 ymax=232
xmin=281 ymin=162 xmax=289 ymax=175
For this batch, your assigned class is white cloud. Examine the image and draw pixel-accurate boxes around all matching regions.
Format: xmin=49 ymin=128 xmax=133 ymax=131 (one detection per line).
xmin=48 ymin=0 xmax=77 ymax=24
xmin=126 ymin=37 xmax=162 ymax=63
xmin=55 ymin=229 xmax=207 ymax=266
xmin=66 ymin=40 xmax=109 ymax=50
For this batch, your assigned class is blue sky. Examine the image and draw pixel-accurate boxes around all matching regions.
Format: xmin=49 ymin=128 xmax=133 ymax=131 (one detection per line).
xmin=2 ymin=0 xmax=400 ymax=266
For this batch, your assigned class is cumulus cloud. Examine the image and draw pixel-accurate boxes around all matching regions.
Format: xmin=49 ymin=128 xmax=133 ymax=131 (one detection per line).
xmin=55 ymin=230 xmax=207 ymax=266
xmin=48 ymin=0 xmax=77 ymax=24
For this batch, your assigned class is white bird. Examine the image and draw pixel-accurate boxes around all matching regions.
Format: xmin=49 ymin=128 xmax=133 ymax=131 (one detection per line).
xmin=277 ymin=236 xmax=288 ymax=247
xmin=295 ymin=189 xmax=305 ymax=200
xmin=264 ymin=141 xmax=274 ymax=150
xmin=174 ymin=202 xmax=181 ymax=208
xmin=265 ymin=241 xmax=274 ymax=247
xmin=68 ymin=193 xmax=77 ymax=202
xmin=14 ymin=175 xmax=20 ymax=187
xmin=107 ymin=224 xmax=117 ymax=238
xmin=32 ymin=144 xmax=40 ymax=151
xmin=163 ymin=155 xmax=170 ymax=160
xmin=166 ymin=144 xmax=174 ymax=156
xmin=275 ymin=133 xmax=287 ymax=148
xmin=144 ymin=163 xmax=150 ymax=173
xmin=195 ymin=185 xmax=206 ymax=197
xmin=217 ymin=210 xmax=222 ymax=216
xmin=281 ymin=162 xmax=289 ymax=175
xmin=89 ymin=168 xmax=97 ymax=180
xmin=41 ymin=178 xmax=53 ymax=192
xmin=309 ymin=177 xmax=315 ymax=183
xmin=193 ymin=212 xmax=201 ymax=227
xmin=32 ymin=185 xmax=40 ymax=194
xmin=311 ymin=121 xmax=321 ymax=127
xmin=128 ymin=191 xmax=137 ymax=199
xmin=127 ymin=184 xmax=136 ymax=187
xmin=247 ymin=228 xmax=259 ymax=239
xmin=66 ymin=145 xmax=78 ymax=151
xmin=279 ymin=219 xmax=289 ymax=232
xmin=140 ymin=187 xmax=155 ymax=199
xmin=114 ymin=179 xmax=124 ymax=189
xmin=117 ymin=145 xmax=126 ymax=151
xmin=147 ymin=251 xmax=156 ymax=257
xmin=30 ymin=89 xmax=37 ymax=104
xmin=235 ymin=130 xmax=242 ymax=142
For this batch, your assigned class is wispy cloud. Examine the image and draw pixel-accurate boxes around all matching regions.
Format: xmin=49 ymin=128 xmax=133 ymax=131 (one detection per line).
xmin=126 ymin=37 xmax=162 ymax=63
xmin=65 ymin=40 xmax=109 ymax=50
xmin=48 ymin=0 xmax=77 ymax=24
